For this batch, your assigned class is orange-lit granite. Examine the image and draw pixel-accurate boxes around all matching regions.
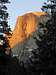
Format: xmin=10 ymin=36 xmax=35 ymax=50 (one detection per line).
xmin=9 ymin=12 xmax=46 ymax=48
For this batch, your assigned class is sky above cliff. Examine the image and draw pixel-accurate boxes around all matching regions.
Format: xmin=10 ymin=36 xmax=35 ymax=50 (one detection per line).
xmin=7 ymin=0 xmax=45 ymax=30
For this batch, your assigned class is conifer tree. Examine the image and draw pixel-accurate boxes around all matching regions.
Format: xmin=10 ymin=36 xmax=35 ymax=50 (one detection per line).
xmin=34 ymin=0 xmax=56 ymax=74
xmin=0 ymin=0 xmax=11 ymax=64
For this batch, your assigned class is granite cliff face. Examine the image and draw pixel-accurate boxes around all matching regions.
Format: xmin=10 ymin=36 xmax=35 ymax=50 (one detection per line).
xmin=9 ymin=12 xmax=46 ymax=48
xmin=9 ymin=12 xmax=49 ymax=58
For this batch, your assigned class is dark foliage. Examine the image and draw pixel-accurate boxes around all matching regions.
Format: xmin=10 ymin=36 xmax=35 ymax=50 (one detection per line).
xmin=32 ymin=0 xmax=56 ymax=75
xmin=0 ymin=0 xmax=10 ymax=3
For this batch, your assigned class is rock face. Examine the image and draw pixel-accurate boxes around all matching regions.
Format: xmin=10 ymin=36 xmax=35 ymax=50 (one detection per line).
xmin=9 ymin=12 xmax=46 ymax=48
xmin=9 ymin=12 xmax=49 ymax=58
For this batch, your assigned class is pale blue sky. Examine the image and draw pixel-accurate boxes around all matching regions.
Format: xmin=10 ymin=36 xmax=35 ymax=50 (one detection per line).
xmin=7 ymin=0 xmax=45 ymax=30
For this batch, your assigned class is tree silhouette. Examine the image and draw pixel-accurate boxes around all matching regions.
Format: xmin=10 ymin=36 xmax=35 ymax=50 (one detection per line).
xmin=37 ymin=0 xmax=56 ymax=74
xmin=0 ymin=0 xmax=11 ymax=64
